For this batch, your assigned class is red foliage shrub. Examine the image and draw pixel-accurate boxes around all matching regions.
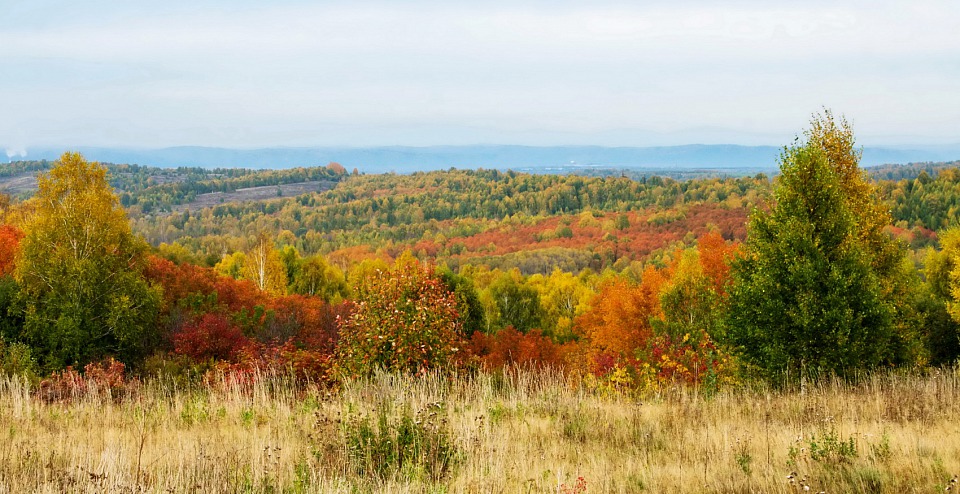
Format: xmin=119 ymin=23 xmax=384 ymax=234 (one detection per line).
xmin=144 ymin=256 xmax=266 ymax=315
xmin=147 ymin=256 xmax=344 ymax=369
xmin=267 ymin=295 xmax=350 ymax=353
xmin=243 ymin=340 xmax=336 ymax=383
xmin=173 ymin=313 xmax=252 ymax=362
xmin=0 ymin=225 xmax=23 ymax=276
xmin=201 ymin=340 xmax=337 ymax=392
xmin=0 ymin=224 xmax=23 ymax=276
xmin=37 ymin=358 xmax=137 ymax=403
xmin=560 ymin=476 xmax=587 ymax=494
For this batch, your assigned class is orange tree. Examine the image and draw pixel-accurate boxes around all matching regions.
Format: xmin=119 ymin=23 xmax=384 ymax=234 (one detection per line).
xmin=0 ymin=223 xmax=24 ymax=342
xmin=336 ymin=259 xmax=464 ymax=376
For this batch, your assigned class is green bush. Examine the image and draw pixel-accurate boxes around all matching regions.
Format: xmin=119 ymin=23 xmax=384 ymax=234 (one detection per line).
xmin=343 ymin=403 xmax=459 ymax=482
xmin=0 ymin=337 xmax=39 ymax=381
xmin=809 ymin=427 xmax=858 ymax=465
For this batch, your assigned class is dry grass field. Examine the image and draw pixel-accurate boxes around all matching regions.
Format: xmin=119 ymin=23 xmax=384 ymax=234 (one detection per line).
xmin=168 ymin=181 xmax=336 ymax=213
xmin=1 ymin=368 xmax=959 ymax=493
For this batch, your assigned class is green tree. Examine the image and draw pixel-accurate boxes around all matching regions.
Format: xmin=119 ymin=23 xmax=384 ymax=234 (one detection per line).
xmin=657 ymin=249 xmax=723 ymax=343
xmin=438 ymin=266 xmax=486 ymax=337
xmin=14 ymin=152 xmax=160 ymax=369
xmin=488 ymin=270 xmax=543 ymax=333
xmin=292 ymin=254 xmax=349 ymax=303
xmin=278 ymin=244 xmax=302 ymax=288
xmin=614 ymin=213 xmax=630 ymax=231
xmin=727 ymin=131 xmax=893 ymax=378
xmin=924 ymin=227 xmax=960 ymax=364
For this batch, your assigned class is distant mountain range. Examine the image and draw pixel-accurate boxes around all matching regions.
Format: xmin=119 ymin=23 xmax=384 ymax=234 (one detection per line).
xmin=9 ymin=144 xmax=960 ymax=173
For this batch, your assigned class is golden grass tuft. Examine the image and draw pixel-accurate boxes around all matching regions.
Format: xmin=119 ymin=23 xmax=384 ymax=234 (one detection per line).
xmin=0 ymin=367 xmax=958 ymax=492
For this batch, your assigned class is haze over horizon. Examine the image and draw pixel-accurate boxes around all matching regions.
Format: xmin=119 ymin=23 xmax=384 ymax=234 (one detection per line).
xmin=3 ymin=1 xmax=959 ymax=156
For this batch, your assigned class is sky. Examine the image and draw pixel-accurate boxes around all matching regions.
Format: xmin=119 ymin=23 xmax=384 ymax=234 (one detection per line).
xmin=2 ymin=0 xmax=959 ymax=154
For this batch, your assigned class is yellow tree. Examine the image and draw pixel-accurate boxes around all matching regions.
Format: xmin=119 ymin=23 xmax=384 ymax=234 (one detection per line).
xmin=215 ymin=251 xmax=246 ymax=279
xmin=806 ymin=110 xmax=902 ymax=275
xmin=535 ymin=268 xmax=595 ymax=341
xmin=921 ymin=227 xmax=960 ymax=364
xmin=292 ymin=254 xmax=349 ymax=303
xmin=14 ymin=152 xmax=160 ymax=369
xmin=243 ymin=232 xmax=287 ymax=294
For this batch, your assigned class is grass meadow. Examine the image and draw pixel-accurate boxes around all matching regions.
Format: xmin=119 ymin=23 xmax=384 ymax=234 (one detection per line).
xmin=1 ymin=368 xmax=959 ymax=493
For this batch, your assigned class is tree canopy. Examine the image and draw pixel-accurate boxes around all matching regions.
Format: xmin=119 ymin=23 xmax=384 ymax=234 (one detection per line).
xmin=727 ymin=116 xmax=895 ymax=377
xmin=13 ymin=152 xmax=160 ymax=369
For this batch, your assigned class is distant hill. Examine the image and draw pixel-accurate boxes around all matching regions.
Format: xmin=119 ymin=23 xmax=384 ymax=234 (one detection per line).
xmin=7 ymin=144 xmax=960 ymax=175
xmin=12 ymin=144 xmax=960 ymax=173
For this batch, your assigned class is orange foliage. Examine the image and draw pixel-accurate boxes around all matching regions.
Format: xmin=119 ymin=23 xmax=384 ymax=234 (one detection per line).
xmin=422 ymin=204 xmax=747 ymax=267
xmin=574 ymin=266 xmax=666 ymax=358
xmin=411 ymin=239 xmax=440 ymax=257
xmin=144 ymin=256 xmax=267 ymax=314
xmin=326 ymin=161 xmax=347 ymax=174
xmin=574 ymin=233 xmax=738 ymax=387
xmin=327 ymin=245 xmax=384 ymax=270
xmin=696 ymin=231 xmax=739 ymax=296
xmin=0 ymin=224 xmax=23 ymax=276
xmin=267 ymin=294 xmax=351 ymax=353
xmin=467 ymin=326 xmax=570 ymax=370
xmin=145 ymin=256 xmax=346 ymax=374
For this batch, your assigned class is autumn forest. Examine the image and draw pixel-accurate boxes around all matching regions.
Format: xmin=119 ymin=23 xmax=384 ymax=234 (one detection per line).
xmin=2 ymin=113 xmax=960 ymax=492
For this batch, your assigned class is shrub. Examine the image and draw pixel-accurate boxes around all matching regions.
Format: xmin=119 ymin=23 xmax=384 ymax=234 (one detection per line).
xmin=337 ymin=260 xmax=464 ymax=377
xmin=343 ymin=404 xmax=459 ymax=482
xmin=0 ymin=337 xmax=39 ymax=381
xmin=809 ymin=427 xmax=858 ymax=465
xmin=173 ymin=313 xmax=251 ymax=362
xmin=467 ymin=326 xmax=569 ymax=371
xmin=36 ymin=358 xmax=137 ymax=403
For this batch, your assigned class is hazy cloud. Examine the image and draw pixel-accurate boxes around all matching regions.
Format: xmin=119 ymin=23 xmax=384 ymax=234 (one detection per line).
xmin=1 ymin=0 xmax=958 ymax=148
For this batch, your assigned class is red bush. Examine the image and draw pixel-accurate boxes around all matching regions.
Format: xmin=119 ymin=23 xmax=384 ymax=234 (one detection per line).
xmin=173 ymin=313 xmax=252 ymax=362
xmin=37 ymin=358 xmax=137 ymax=403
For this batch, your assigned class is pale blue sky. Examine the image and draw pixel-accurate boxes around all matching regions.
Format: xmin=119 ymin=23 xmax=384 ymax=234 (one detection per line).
xmin=2 ymin=0 xmax=958 ymax=154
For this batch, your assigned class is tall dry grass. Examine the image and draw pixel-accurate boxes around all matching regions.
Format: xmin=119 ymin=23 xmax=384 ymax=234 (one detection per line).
xmin=0 ymin=367 xmax=958 ymax=493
